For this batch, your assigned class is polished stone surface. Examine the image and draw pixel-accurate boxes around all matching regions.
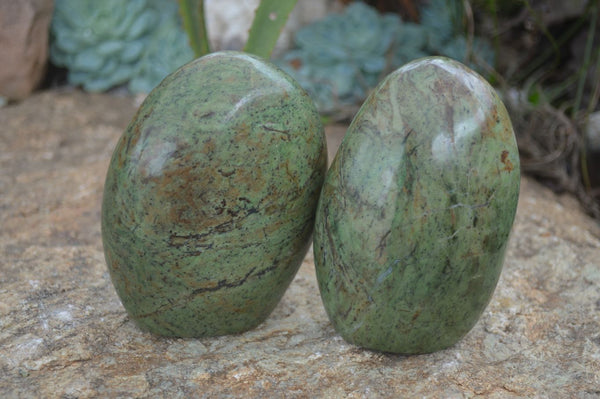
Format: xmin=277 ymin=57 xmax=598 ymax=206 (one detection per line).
xmin=314 ymin=58 xmax=521 ymax=353
xmin=0 ymin=90 xmax=598 ymax=397
xmin=102 ymin=52 xmax=327 ymax=337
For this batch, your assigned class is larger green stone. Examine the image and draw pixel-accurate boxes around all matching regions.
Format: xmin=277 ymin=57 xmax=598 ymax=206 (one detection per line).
xmin=102 ymin=51 xmax=327 ymax=337
xmin=313 ymin=57 xmax=520 ymax=354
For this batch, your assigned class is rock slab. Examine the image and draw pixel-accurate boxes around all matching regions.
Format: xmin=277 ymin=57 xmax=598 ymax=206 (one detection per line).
xmin=0 ymin=0 xmax=54 ymax=101
xmin=0 ymin=90 xmax=599 ymax=397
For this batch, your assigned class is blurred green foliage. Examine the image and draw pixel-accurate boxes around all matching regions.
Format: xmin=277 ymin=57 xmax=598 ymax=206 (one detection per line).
xmin=278 ymin=1 xmax=495 ymax=114
xmin=50 ymin=0 xmax=193 ymax=93
xmin=178 ymin=0 xmax=210 ymax=58
xmin=243 ymin=0 xmax=299 ymax=59
xmin=49 ymin=0 xmax=494 ymax=105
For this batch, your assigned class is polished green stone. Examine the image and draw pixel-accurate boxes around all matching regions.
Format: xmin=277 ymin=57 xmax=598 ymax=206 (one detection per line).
xmin=102 ymin=51 xmax=327 ymax=337
xmin=313 ymin=57 xmax=520 ymax=354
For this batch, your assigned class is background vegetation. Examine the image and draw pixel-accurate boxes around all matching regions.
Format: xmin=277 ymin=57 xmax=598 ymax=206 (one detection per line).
xmin=47 ymin=0 xmax=600 ymax=217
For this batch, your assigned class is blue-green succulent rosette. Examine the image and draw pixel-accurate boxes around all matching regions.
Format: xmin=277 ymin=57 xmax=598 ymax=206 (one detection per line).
xmin=278 ymin=1 xmax=495 ymax=114
xmin=50 ymin=0 xmax=193 ymax=93
xmin=279 ymin=2 xmax=403 ymax=113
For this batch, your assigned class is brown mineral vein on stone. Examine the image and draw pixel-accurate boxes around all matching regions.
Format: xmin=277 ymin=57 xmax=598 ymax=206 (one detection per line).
xmin=1 ymin=90 xmax=599 ymax=397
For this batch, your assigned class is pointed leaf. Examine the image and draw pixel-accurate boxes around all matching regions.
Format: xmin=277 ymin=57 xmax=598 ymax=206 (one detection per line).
xmin=244 ymin=0 xmax=298 ymax=59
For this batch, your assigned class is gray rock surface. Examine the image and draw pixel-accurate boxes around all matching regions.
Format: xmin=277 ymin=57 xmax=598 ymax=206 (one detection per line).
xmin=1 ymin=90 xmax=599 ymax=397
xmin=0 ymin=0 xmax=54 ymax=101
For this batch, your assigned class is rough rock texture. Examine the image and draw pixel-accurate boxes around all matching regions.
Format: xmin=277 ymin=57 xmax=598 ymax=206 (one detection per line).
xmin=0 ymin=0 xmax=54 ymax=101
xmin=1 ymin=90 xmax=599 ymax=397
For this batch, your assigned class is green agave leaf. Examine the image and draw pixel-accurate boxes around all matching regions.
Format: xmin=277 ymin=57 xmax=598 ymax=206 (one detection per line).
xmin=244 ymin=0 xmax=299 ymax=59
xmin=178 ymin=0 xmax=210 ymax=57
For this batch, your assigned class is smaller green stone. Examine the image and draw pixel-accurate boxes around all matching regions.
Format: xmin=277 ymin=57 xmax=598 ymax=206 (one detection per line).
xmin=102 ymin=51 xmax=327 ymax=337
xmin=313 ymin=57 xmax=520 ymax=354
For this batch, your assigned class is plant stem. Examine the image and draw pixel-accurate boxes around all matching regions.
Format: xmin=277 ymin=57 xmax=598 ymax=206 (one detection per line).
xmin=243 ymin=0 xmax=298 ymax=59
xmin=577 ymin=0 xmax=599 ymax=193
xmin=178 ymin=0 xmax=210 ymax=58
xmin=572 ymin=1 xmax=598 ymax=119
xmin=514 ymin=1 xmax=587 ymax=83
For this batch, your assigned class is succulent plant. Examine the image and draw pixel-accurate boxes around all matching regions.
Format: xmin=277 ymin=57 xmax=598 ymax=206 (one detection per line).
xmin=278 ymin=2 xmax=402 ymax=113
xmin=278 ymin=1 xmax=495 ymax=114
xmin=50 ymin=0 xmax=193 ymax=93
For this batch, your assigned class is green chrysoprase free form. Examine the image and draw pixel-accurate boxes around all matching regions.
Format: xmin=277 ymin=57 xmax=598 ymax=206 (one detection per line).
xmin=102 ymin=51 xmax=327 ymax=337
xmin=314 ymin=57 xmax=520 ymax=354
